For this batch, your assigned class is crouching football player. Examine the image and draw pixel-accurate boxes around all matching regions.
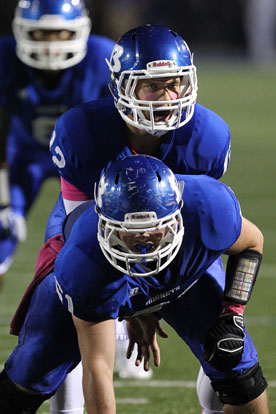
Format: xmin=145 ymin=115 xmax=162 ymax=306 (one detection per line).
xmin=0 ymin=155 xmax=269 ymax=414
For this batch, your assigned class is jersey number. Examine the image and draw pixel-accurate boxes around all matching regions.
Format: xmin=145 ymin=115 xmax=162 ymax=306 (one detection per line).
xmin=49 ymin=130 xmax=66 ymax=169
xmin=55 ymin=276 xmax=74 ymax=313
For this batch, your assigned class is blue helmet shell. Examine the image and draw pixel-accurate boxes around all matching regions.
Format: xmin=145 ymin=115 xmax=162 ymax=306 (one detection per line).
xmin=96 ymin=155 xmax=182 ymax=222
xmin=110 ymin=24 xmax=192 ymax=81
xmin=16 ymin=0 xmax=87 ymax=21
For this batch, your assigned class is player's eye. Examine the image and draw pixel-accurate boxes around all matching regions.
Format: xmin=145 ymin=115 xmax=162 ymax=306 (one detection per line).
xmin=59 ymin=30 xmax=74 ymax=41
xmin=147 ymin=83 xmax=158 ymax=91
xmin=169 ymin=81 xmax=180 ymax=90
xmin=30 ymin=30 xmax=43 ymax=41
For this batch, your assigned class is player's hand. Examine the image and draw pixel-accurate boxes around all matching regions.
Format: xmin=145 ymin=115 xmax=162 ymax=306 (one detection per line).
xmin=126 ymin=313 xmax=168 ymax=371
xmin=203 ymin=313 xmax=245 ymax=372
xmin=0 ymin=207 xmax=27 ymax=242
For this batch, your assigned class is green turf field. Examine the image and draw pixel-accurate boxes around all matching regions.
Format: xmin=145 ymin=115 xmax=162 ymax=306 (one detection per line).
xmin=0 ymin=64 xmax=275 ymax=413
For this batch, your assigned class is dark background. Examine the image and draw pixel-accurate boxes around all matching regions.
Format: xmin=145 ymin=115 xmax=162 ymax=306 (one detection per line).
xmin=0 ymin=0 xmax=246 ymax=54
xmin=0 ymin=0 xmax=275 ymax=64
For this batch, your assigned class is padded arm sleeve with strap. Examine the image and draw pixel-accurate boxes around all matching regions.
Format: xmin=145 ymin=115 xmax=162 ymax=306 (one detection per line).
xmin=224 ymin=250 xmax=262 ymax=305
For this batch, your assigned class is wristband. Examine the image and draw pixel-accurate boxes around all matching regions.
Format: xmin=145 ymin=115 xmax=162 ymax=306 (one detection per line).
xmin=220 ymin=300 xmax=245 ymax=316
xmin=0 ymin=167 xmax=10 ymax=206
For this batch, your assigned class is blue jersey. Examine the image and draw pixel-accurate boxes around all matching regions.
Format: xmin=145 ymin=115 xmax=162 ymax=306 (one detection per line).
xmin=50 ymin=96 xmax=231 ymax=195
xmin=0 ymin=35 xmax=114 ymax=148
xmin=54 ymin=175 xmax=241 ymax=322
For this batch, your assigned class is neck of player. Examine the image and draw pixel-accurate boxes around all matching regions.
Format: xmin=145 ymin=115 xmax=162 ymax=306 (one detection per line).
xmin=124 ymin=123 xmax=165 ymax=155
xmin=34 ymin=69 xmax=64 ymax=90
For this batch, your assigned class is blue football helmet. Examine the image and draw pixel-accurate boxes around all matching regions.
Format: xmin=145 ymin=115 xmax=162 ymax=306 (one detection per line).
xmin=12 ymin=0 xmax=91 ymax=70
xmin=106 ymin=25 xmax=197 ymax=136
xmin=95 ymin=155 xmax=184 ymax=277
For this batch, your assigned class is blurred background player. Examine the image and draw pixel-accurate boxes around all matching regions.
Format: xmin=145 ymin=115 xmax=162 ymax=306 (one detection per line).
xmin=0 ymin=0 xmax=114 ymax=290
xmin=47 ymin=24 xmax=231 ymax=413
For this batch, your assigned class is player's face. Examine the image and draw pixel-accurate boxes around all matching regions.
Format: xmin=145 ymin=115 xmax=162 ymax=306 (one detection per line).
xmin=135 ymin=77 xmax=181 ymax=122
xmin=119 ymin=228 xmax=166 ymax=253
xmin=29 ymin=30 xmax=74 ymax=72
xmin=31 ymin=30 xmax=73 ymax=42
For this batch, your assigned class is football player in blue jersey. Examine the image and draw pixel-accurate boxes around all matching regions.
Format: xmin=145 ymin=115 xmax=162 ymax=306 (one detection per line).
xmin=0 ymin=155 xmax=269 ymax=414
xmin=0 ymin=1 xmax=115 ymax=412
xmin=48 ymin=24 xmax=230 ymax=234
xmin=0 ymin=0 xmax=114 ymax=289
xmin=47 ymin=23 xmax=231 ymax=410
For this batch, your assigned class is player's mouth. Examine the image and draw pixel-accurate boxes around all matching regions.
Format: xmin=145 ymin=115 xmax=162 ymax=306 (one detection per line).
xmin=132 ymin=242 xmax=154 ymax=254
xmin=153 ymin=110 xmax=172 ymax=122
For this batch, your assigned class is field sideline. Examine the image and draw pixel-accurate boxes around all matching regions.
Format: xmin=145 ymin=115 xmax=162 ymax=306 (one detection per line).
xmin=0 ymin=64 xmax=275 ymax=413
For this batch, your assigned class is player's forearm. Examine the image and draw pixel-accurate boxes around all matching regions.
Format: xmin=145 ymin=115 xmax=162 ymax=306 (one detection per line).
xmin=72 ymin=316 xmax=116 ymax=413
xmin=0 ymin=109 xmax=10 ymax=204
xmin=83 ymin=369 xmax=116 ymax=414
xmin=0 ymin=166 xmax=10 ymax=206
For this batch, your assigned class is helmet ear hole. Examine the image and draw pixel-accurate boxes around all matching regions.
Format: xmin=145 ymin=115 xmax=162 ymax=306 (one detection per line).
xmin=155 ymin=171 xmax=162 ymax=182
xmin=170 ymin=30 xmax=177 ymax=38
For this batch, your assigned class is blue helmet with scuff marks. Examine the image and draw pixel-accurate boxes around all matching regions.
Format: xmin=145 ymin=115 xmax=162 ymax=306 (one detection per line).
xmin=95 ymin=155 xmax=184 ymax=277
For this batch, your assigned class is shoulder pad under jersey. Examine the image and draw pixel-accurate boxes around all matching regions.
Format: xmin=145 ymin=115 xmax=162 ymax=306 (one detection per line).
xmin=177 ymin=175 xmax=241 ymax=251
xmin=185 ymin=104 xmax=231 ymax=178
xmin=50 ymin=96 xmax=124 ymax=195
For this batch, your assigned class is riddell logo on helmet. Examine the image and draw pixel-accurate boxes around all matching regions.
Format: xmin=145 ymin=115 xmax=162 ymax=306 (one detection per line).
xmin=130 ymin=213 xmax=151 ymax=220
xmin=153 ymin=61 xmax=173 ymax=67
xmin=147 ymin=60 xmax=176 ymax=70
xmin=125 ymin=211 xmax=157 ymax=225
